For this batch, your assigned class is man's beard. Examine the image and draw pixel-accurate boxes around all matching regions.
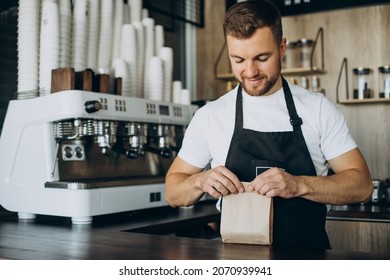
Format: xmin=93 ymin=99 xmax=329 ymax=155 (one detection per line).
xmin=239 ymin=61 xmax=281 ymax=96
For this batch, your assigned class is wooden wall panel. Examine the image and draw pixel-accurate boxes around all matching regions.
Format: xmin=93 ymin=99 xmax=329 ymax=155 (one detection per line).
xmin=196 ymin=0 xmax=228 ymax=101
xmin=196 ymin=3 xmax=390 ymax=179
xmin=326 ymin=220 xmax=390 ymax=255
xmin=282 ymin=5 xmax=390 ymax=179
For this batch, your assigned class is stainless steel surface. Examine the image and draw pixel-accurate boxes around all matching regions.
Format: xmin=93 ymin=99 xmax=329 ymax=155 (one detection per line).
xmin=45 ymin=176 xmax=165 ymax=190
xmin=385 ymin=179 xmax=390 ymax=203
xmin=371 ymin=179 xmax=385 ymax=203
xmin=0 ymin=90 xmax=198 ymax=221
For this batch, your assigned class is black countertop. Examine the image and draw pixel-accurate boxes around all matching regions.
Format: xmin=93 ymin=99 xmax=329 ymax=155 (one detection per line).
xmin=328 ymin=203 xmax=390 ymax=222
xmin=1 ymin=200 xmax=390 ymax=260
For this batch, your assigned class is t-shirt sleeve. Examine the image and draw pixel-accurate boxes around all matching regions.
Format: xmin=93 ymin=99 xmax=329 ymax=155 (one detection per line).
xmin=319 ymin=96 xmax=357 ymax=160
xmin=178 ymin=106 xmax=211 ymax=168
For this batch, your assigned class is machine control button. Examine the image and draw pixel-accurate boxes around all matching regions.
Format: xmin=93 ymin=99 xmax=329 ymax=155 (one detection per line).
xmin=62 ymin=144 xmax=85 ymax=161
xmin=64 ymin=146 xmax=73 ymax=159
xmin=85 ymin=100 xmax=101 ymax=113
xmin=74 ymin=146 xmax=84 ymax=159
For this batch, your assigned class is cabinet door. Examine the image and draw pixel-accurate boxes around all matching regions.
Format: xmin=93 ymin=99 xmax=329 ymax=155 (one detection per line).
xmin=326 ymin=220 xmax=390 ymax=255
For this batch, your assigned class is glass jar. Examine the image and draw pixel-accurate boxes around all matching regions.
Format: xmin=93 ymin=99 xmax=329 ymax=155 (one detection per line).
xmin=283 ymin=41 xmax=298 ymax=69
xmin=300 ymin=76 xmax=309 ymax=89
xmin=310 ymin=75 xmax=320 ymax=92
xmin=353 ymin=67 xmax=373 ymax=99
xmin=378 ymin=66 xmax=390 ymax=98
xmin=297 ymin=38 xmax=315 ymax=68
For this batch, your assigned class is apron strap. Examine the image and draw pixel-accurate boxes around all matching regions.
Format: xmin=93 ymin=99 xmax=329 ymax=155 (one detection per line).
xmin=234 ymin=85 xmax=244 ymax=132
xmin=235 ymin=78 xmax=303 ymax=132
xmin=282 ymin=77 xmax=303 ymax=131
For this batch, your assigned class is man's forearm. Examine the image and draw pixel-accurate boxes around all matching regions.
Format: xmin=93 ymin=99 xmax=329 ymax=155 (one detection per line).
xmin=300 ymin=168 xmax=373 ymax=205
xmin=165 ymin=172 xmax=205 ymax=207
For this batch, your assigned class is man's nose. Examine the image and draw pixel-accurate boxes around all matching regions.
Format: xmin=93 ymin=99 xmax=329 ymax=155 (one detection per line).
xmin=245 ymin=61 xmax=258 ymax=78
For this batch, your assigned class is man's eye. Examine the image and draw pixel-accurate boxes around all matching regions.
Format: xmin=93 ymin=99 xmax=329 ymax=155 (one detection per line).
xmin=257 ymin=56 xmax=269 ymax=62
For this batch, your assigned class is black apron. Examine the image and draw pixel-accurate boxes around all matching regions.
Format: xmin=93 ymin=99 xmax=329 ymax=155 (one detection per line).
xmin=224 ymin=77 xmax=330 ymax=249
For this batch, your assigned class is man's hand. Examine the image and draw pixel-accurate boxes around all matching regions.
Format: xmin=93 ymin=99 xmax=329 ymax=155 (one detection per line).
xmin=199 ymin=165 xmax=245 ymax=198
xmin=248 ymin=167 xmax=305 ymax=198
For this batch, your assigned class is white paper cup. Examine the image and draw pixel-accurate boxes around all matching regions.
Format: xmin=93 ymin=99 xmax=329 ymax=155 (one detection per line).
xmin=129 ymin=0 xmax=142 ymax=23
xmin=181 ymin=89 xmax=191 ymax=105
xmin=133 ymin=21 xmax=145 ymax=97
xmin=39 ymin=0 xmax=60 ymax=95
xmin=97 ymin=0 xmax=114 ymax=69
xmin=17 ymin=0 xmax=40 ymax=92
xmin=172 ymin=81 xmax=182 ymax=104
xmin=145 ymin=56 xmax=163 ymax=101
xmin=159 ymin=47 xmax=173 ymax=102
xmin=155 ymin=25 xmax=164 ymax=55
xmin=113 ymin=58 xmax=131 ymax=96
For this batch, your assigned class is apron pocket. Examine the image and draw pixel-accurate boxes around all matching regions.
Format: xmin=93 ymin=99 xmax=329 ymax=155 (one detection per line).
xmin=251 ymin=159 xmax=285 ymax=178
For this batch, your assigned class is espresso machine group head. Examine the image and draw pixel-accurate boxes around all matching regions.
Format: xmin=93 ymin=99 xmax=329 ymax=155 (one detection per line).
xmin=0 ymin=90 xmax=198 ymax=224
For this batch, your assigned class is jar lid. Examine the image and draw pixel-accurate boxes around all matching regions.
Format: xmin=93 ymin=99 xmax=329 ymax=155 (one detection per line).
xmin=297 ymin=38 xmax=314 ymax=46
xmin=353 ymin=67 xmax=372 ymax=75
xmin=286 ymin=41 xmax=297 ymax=48
xmin=378 ymin=65 xmax=390 ymax=73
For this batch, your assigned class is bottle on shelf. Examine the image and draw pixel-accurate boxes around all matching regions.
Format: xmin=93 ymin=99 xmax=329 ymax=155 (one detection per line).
xmin=353 ymin=67 xmax=373 ymax=99
xmin=297 ymin=38 xmax=315 ymax=68
xmin=378 ymin=65 xmax=390 ymax=98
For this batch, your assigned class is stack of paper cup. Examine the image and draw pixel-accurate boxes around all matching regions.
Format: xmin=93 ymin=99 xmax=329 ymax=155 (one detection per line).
xmin=134 ymin=22 xmax=145 ymax=98
xmin=181 ymin=89 xmax=191 ymax=105
xmin=145 ymin=56 xmax=163 ymax=101
xmin=159 ymin=47 xmax=173 ymax=102
xmin=155 ymin=25 xmax=164 ymax=56
xmin=17 ymin=0 xmax=40 ymax=97
xmin=142 ymin=17 xmax=155 ymax=96
xmin=59 ymin=0 xmax=71 ymax=68
xmin=123 ymin=3 xmax=130 ymax=24
xmin=172 ymin=81 xmax=182 ymax=104
xmin=120 ymin=24 xmax=137 ymax=97
xmin=143 ymin=18 xmax=155 ymax=57
xmin=71 ymin=0 xmax=88 ymax=71
xmin=142 ymin=9 xmax=149 ymax=20
xmin=111 ymin=0 xmax=124 ymax=61
xmin=97 ymin=0 xmax=114 ymax=71
xmin=87 ymin=0 xmax=100 ymax=71
xmin=39 ymin=0 xmax=60 ymax=96
xmin=113 ymin=58 xmax=130 ymax=96
xmin=129 ymin=0 xmax=142 ymax=23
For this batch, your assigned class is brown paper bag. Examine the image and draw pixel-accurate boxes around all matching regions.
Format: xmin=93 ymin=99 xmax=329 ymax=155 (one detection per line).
xmin=220 ymin=182 xmax=273 ymax=245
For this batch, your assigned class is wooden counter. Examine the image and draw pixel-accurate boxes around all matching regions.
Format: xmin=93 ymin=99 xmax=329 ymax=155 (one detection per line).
xmin=326 ymin=203 xmax=390 ymax=255
xmin=0 ymin=201 xmax=389 ymax=260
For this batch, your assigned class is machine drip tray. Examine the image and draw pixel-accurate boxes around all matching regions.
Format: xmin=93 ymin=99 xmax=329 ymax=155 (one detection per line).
xmin=45 ymin=176 xmax=165 ymax=189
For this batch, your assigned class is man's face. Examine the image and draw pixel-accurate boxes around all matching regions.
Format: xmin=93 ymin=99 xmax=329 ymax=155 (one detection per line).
xmin=227 ymin=27 xmax=286 ymax=96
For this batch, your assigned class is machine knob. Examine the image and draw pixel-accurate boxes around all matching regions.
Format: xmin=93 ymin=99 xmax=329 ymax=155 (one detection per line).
xmin=111 ymin=145 xmax=138 ymax=160
xmin=126 ymin=149 xmax=138 ymax=159
xmin=85 ymin=100 xmax=101 ymax=113
xmin=160 ymin=147 xmax=172 ymax=159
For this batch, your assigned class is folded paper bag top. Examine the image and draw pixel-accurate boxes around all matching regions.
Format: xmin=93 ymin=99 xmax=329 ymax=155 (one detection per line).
xmin=220 ymin=182 xmax=273 ymax=245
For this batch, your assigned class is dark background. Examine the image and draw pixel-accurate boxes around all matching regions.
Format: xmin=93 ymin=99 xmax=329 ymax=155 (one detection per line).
xmin=226 ymin=0 xmax=390 ymax=15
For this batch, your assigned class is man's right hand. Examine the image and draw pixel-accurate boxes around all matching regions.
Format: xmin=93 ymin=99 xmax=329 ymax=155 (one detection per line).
xmin=199 ymin=165 xmax=245 ymax=198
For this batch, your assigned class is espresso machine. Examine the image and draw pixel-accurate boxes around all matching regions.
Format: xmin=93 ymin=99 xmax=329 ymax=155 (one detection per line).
xmin=0 ymin=90 xmax=197 ymax=224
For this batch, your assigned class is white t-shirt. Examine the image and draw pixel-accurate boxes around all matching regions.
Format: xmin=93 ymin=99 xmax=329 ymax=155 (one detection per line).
xmin=179 ymin=82 xmax=357 ymax=176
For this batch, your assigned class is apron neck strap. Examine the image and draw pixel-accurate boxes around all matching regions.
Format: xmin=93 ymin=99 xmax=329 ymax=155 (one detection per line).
xmin=282 ymin=77 xmax=303 ymax=130
xmin=235 ymin=85 xmax=244 ymax=132
xmin=235 ymin=77 xmax=303 ymax=132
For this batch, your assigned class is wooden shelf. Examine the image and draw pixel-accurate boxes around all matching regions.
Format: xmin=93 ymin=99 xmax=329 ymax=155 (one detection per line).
xmin=214 ymin=27 xmax=326 ymax=81
xmin=336 ymin=58 xmax=390 ymax=105
xmin=282 ymin=67 xmax=326 ymax=76
xmin=338 ymin=98 xmax=390 ymax=104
